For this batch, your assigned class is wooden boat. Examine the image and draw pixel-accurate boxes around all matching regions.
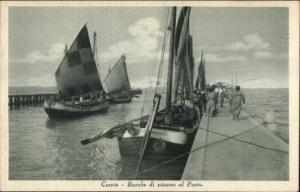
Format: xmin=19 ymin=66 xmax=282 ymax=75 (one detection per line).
xmin=44 ymin=25 xmax=109 ymax=118
xmin=82 ymin=7 xmax=203 ymax=180
xmin=108 ymin=94 xmax=132 ymax=104
xmin=103 ymin=55 xmax=134 ymax=104
xmin=44 ymin=98 xmax=109 ymax=118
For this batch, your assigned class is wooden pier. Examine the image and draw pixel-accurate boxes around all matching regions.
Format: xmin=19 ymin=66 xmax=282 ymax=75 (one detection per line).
xmin=8 ymin=89 xmax=142 ymax=108
xmin=8 ymin=93 xmax=58 ymax=107
xmin=182 ymin=103 xmax=289 ymax=180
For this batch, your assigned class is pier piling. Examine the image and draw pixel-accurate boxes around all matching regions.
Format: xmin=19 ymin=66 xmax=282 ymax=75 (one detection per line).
xmin=8 ymin=93 xmax=58 ymax=108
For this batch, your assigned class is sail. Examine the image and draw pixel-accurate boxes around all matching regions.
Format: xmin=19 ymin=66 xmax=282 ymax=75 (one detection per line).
xmin=195 ymin=51 xmax=206 ymax=90
xmin=103 ymin=55 xmax=131 ymax=94
xmin=55 ymin=25 xmax=103 ymax=98
xmin=173 ymin=7 xmax=194 ymax=101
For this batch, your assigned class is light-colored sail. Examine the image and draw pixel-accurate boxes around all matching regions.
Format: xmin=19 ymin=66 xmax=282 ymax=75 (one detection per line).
xmin=55 ymin=25 xmax=103 ymax=98
xmin=103 ymin=55 xmax=131 ymax=94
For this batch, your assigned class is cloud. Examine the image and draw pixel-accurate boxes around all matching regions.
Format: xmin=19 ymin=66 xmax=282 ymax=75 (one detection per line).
xmin=11 ymin=42 xmax=65 ymax=64
xmin=240 ymin=77 xmax=288 ymax=88
xmin=202 ymin=53 xmax=247 ymax=63
xmin=130 ymin=76 xmax=166 ymax=89
xmin=253 ymin=50 xmax=273 ymax=59
xmin=99 ymin=17 xmax=162 ymax=64
xmin=214 ymin=33 xmax=270 ymax=51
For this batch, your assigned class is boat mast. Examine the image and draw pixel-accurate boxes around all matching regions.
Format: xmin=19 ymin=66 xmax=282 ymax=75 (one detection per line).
xmin=165 ymin=7 xmax=176 ymax=124
xmin=93 ymin=32 xmax=97 ymax=57
xmin=64 ymin=45 xmax=68 ymax=56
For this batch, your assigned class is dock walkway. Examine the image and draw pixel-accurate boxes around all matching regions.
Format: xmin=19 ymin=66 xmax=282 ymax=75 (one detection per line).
xmin=182 ymin=103 xmax=288 ymax=180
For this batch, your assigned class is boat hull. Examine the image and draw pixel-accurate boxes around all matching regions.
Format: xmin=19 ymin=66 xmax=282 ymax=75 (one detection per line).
xmin=117 ymin=127 xmax=196 ymax=180
xmin=109 ymin=97 xmax=132 ymax=104
xmin=44 ymin=100 xmax=109 ymax=118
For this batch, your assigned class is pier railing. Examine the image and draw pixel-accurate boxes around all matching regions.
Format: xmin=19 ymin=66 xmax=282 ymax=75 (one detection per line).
xmin=9 ymin=93 xmax=59 ymax=107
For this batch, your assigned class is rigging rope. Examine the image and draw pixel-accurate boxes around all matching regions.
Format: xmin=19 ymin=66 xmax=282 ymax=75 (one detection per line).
xmin=122 ymin=116 xmax=288 ymax=179
xmin=139 ymin=8 xmax=170 ymax=119
xmin=154 ymin=9 xmax=170 ymax=96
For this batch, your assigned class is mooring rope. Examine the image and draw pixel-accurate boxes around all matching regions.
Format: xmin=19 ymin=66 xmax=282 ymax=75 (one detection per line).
xmin=197 ymin=126 xmax=288 ymax=154
xmin=122 ymin=113 xmax=288 ymax=179
xmin=123 ymin=122 xmax=263 ymax=179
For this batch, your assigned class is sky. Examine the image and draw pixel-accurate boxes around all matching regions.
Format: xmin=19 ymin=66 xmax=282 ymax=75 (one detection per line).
xmin=9 ymin=7 xmax=289 ymax=88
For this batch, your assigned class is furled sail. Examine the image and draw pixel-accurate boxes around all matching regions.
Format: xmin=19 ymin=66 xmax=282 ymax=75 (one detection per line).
xmin=55 ymin=25 xmax=103 ymax=98
xmin=195 ymin=51 xmax=206 ymax=90
xmin=103 ymin=55 xmax=131 ymax=94
xmin=173 ymin=7 xmax=194 ymax=101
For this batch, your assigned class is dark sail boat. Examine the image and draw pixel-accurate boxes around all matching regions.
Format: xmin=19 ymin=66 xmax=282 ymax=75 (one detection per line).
xmin=81 ymin=7 xmax=202 ymax=179
xmin=195 ymin=51 xmax=206 ymax=91
xmin=44 ymin=25 xmax=109 ymax=118
xmin=103 ymin=55 xmax=133 ymax=104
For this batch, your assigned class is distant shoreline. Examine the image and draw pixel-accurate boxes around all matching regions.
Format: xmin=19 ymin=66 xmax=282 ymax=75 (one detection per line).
xmin=9 ymin=86 xmax=288 ymax=89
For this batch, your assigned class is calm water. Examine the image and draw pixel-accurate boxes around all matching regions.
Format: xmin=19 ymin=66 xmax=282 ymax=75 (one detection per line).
xmin=9 ymin=88 xmax=289 ymax=180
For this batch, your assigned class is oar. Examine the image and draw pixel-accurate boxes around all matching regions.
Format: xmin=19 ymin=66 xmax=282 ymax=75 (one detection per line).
xmin=81 ymin=128 xmax=112 ymax=145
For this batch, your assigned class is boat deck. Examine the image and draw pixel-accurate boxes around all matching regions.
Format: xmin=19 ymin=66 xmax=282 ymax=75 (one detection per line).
xmin=182 ymin=103 xmax=289 ymax=180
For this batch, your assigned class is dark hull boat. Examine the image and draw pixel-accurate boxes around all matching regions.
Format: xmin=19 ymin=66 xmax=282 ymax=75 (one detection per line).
xmin=81 ymin=6 xmax=204 ymax=180
xmin=44 ymin=100 xmax=109 ymax=118
xmin=117 ymin=112 xmax=198 ymax=180
xmin=93 ymin=96 xmax=200 ymax=179
xmin=44 ymin=25 xmax=109 ymax=118
xmin=109 ymin=96 xmax=132 ymax=104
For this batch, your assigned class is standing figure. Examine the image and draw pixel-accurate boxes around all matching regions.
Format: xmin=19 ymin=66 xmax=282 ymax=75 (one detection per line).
xmin=220 ymin=89 xmax=226 ymax=107
xmin=192 ymin=90 xmax=203 ymax=119
xmin=71 ymin=96 xmax=75 ymax=105
xmin=230 ymin=85 xmax=246 ymax=120
xmin=206 ymin=87 xmax=217 ymax=117
xmin=213 ymin=85 xmax=219 ymax=116
xmin=200 ymin=90 xmax=207 ymax=112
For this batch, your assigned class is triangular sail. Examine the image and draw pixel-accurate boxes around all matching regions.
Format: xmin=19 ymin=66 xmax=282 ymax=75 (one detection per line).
xmin=195 ymin=51 xmax=206 ymax=90
xmin=103 ymin=55 xmax=131 ymax=94
xmin=55 ymin=25 xmax=103 ymax=98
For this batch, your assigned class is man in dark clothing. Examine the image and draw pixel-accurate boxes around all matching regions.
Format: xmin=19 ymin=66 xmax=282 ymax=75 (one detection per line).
xmin=220 ymin=89 xmax=226 ymax=107
xmin=192 ymin=90 xmax=203 ymax=119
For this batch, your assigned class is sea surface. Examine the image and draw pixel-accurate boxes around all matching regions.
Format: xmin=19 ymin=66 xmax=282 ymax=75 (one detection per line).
xmin=8 ymin=87 xmax=289 ymax=180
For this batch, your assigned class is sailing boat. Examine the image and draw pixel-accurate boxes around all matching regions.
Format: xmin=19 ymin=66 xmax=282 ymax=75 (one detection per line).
xmin=81 ymin=7 xmax=202 ymax=179
xmin=44 ymin=24 xmax=109 ymax=118
xmin=195 ymin=51 xmax=206 ymax=91
xmin=103 ymin=55 xmax=133 ymax=104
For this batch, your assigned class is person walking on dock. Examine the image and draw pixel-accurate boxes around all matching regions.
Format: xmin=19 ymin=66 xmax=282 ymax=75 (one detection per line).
xmin=200 ymin=90 xmax=206 ymax=112
xmin=206 ymin=87 xmax=217 ymax=117
xmin=220 ymin=88 xmax=226 ymax=107
xmin=230 ymin=85 xmax=245 ymax=120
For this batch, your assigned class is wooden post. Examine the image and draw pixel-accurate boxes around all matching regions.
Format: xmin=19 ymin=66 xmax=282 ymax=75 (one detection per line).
xmin=20 ymin=96 xmax=24 ymax=106
xmin=9 ymin=96 xmax=12 ymax=107
xmin=16 ymin=96 xmax=20 ymax=107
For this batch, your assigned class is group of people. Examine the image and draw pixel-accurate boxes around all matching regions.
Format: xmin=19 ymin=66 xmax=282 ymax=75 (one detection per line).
xmin=193 ymin=85 xmax=246 ymax=120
